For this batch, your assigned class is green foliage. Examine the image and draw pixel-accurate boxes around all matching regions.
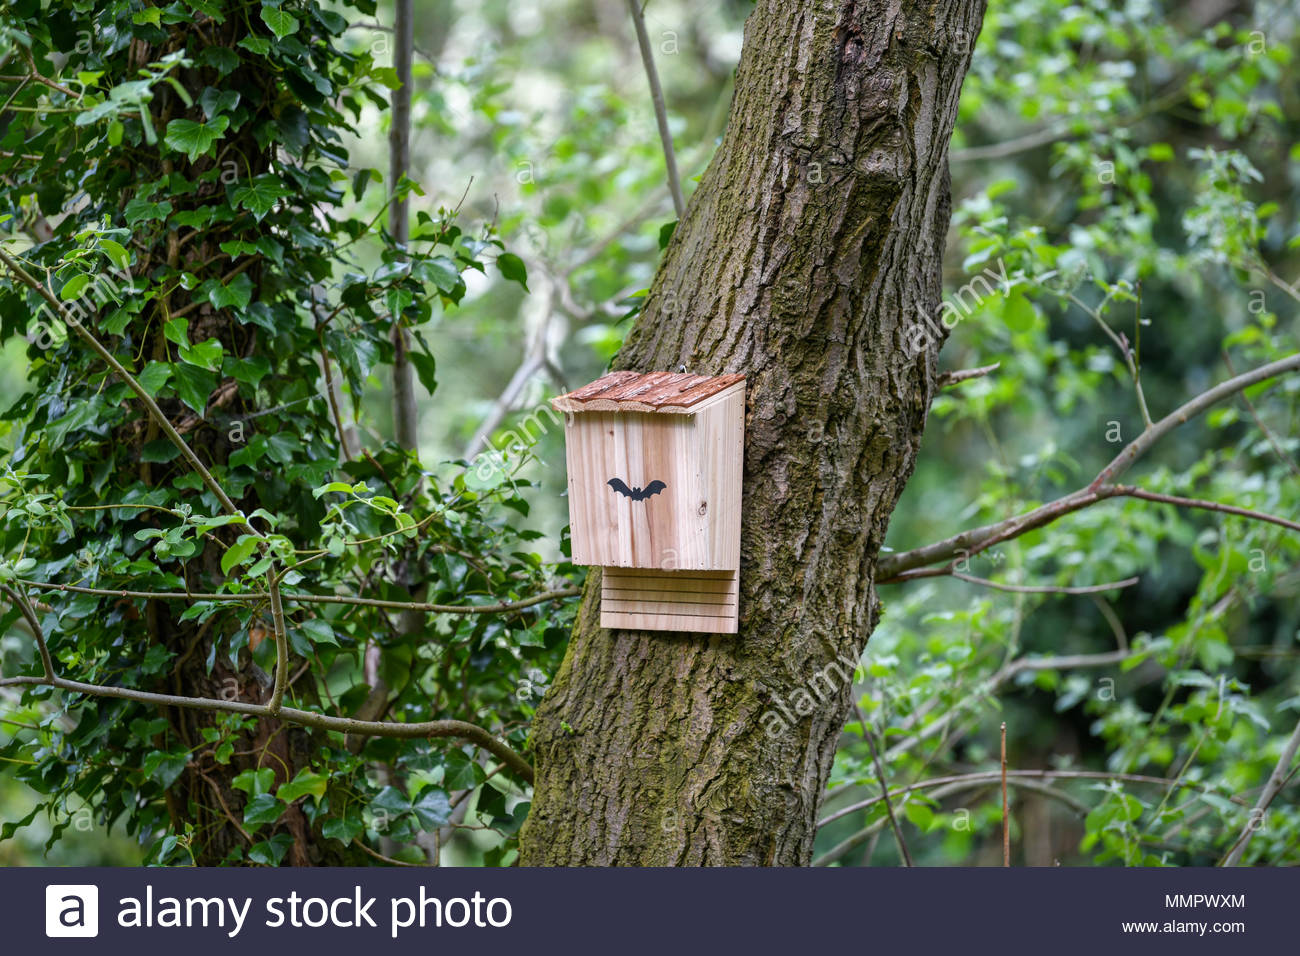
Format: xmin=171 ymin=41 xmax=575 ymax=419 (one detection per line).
xmin=0 ymin=0 xmax=1296 ymax=870
xmin=823 ymin=0 xmax=1300 ymax=867
xmin=0 ymin=0 xmax=574 ymax=865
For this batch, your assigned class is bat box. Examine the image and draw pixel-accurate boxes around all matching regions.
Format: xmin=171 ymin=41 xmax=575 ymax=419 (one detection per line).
xmin=551 ymin=371 xmax=745 ymax=634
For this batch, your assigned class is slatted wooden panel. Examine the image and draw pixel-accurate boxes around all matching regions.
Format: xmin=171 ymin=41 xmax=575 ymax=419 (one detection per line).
xmin=600 ymin=568 xmax=739 ymax=634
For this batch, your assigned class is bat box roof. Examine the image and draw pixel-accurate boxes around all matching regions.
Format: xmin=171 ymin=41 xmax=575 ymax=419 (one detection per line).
xmin=551 ymin=370 xmax=745 ymax=414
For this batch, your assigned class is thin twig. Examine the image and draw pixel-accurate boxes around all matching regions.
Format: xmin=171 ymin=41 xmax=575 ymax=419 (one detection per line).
xmin=267 ymin=574 xmax=288 ymax=716
xmin=936 ymin=362 xmax=1000 ymax=389
xmin=1220 ymin=716 xmax=1300 ymax=866
xmin=878 ymin=351 xmax=1300 ymax=579
xmin=318 ymin=324 xmax=355 ymax=460
xmin=1222 ymin=350 xmax=1300 ymax=480
xmin=1112 ymin=486 xmax=1300 ymax=534
xmin=818 ymin=768 xmax=1249 ymax=832
xmin=627 ymin=0 xmax=685 ymax=217
xmin=0 ymin=584 xmax=53 ymax=680
xmin=388 ymin=0 xmax=420 ymax=454
xmin=1001 ymin=722 xmax=1009 ymax=867
xmin=1064 ymin=290 xmax=1152 ymax=428
xmin=353 ymin=838 xmax=431 ymax=867
xmin=857 ymin=703 xmax=912 ymax=867
xmin=951 ymin=572 xmax=1140 ymax=595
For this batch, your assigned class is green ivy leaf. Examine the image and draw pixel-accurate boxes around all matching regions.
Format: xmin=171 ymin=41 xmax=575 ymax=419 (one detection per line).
xmin=243 ymin=792 xmax=286 ymax=828
xmin=179 ymin=337 xmax=224 ymax=371
xmin=409 ymin=350 xmax=437 ymax=395
xmin=171 ymin=363 xmax=215 ymax=414
xmin=60 ymin=274 xmax=91 ymax=300
xmin=123 ymin=198 xmax=172 ymax=225
xmin=232 ymin=767 xmax=275 ymax=796
xmin=163 ymin=116 xmax=230 ymax=162
xmin=260 ymin=6 xmax=299 ymax=39
xmin=208 ymin=273 xmax=254 ymax=310
xmin=137 ymin=362 xmax=172 ymax=396
xmin=276 ymin=769 xmax=328 ymax=804
xmin=322 ymin=815 xmax=364 ymax=845
xmin=299 ymin=617 xmax=339 ymax=647
xmin=163 ymin=317 xmax=191 ymax=348
xmin=99 ymin=239 xmax=131 ymax=271
xmin=231 ymin=176 xmax=290 ymax=221
xmin=248 ymin=832 xmax=295 ymax=865
xmin=410 ymin=789 xmax=452 ymax=829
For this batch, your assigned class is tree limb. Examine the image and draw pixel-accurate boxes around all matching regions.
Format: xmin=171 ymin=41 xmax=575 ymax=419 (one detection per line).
xmin=0 ymin=669 xmax=534 ymax=782
xmin=20 ymin=579 xmax=581 ymax=614
xmin=818 ymin=768 xmax=1249 ymax=832
xmin=388 ymin=0 xmax=420 ymax=453
xmin=0 ymin=584 xmax=53 ymax=680
xmin=936 ymin=362 xmax=1000 ymax=389
xmin=880 ymin=352 xmax=1300 ymax=579
xmin=1220 ymin=715 xmax=1300 ymax=866
xmin=950 ymin=571 xmax=1140 ymax=595
xmin=856 ymin=703 xmax=912 ymax=866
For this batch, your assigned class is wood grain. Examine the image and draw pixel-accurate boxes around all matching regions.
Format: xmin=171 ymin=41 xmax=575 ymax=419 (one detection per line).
xmin=600 ymin=568 xmax=739 ymax=634
xmin=560 ymin=384 xmax=744 ymax=572
xmin=553 ymin=371 xmax=745 ymax=414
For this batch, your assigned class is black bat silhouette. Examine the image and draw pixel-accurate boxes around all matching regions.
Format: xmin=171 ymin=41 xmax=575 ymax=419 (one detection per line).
xmin=607 ymin=478 xmax=667 ymax=501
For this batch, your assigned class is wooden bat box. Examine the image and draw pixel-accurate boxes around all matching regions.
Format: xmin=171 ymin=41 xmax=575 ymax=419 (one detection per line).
xmin=551 ymin=371 xmax=745 ymax=634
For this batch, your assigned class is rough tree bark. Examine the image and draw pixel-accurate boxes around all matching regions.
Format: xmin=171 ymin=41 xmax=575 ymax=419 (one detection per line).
xmin=520 ymin=0 xmax=988 ymax=865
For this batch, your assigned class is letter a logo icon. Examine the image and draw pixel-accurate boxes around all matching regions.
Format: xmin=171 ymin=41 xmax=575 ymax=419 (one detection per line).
xmin=45 ymin=885 xmax=99 ymax=938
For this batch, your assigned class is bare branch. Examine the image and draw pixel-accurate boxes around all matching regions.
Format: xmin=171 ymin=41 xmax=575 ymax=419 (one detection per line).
xmin=1112 ymin=486 xmax=1300 ymax=534
xmin=388 ymin=0 xmax=420 ymax=453
xmin=856 ymin=703 xmax=912 ymax=866
xmin=1001 ymin=721 xmax=1010 ymax=867
xmin=1064 ymin=289 xmax=1153 ymax=428
xmin=814 ymin=775 xmax=1088 ymax=867
xmin=936 ymin=362 xmax=1000 ymax=389
xmin=818 ymin=768 xmax=1249 ymax=832
xmin=317 ymin=321 xmax=356 ymax=460
xmin=0 ymin=669 xmax=534 ymax=782
xmin=627 ymin=0 xmax=685 ymax=218
xmin=951 ymin=124 xmax=1071 ymax=162
xmin=463 ymin=277 xmax=555 ymax=460
xmin=951 ymin=83 xmax=1187 ymax=163
xmin=1091 ymin=352 xmax=1300 ymax=490
xmin=878 ymin=648 xmax=1135 ymax=766
xmin=1220 ymin=716 xmax=1300 ymax=866
xmin=267 ymin=573 xmax=289 ymax=715
xmin=1223 ymin=349 xmax=1300 ymax=480
xmin=19 ymin=579 xmax=581 ymax=615
xmin=880 ymin=352 xmax=1300 ymax=579
xmin=950 ymin=571 xmax=1140 ymax=595
xmin=0 ymin=584 xmax=53 ymax=681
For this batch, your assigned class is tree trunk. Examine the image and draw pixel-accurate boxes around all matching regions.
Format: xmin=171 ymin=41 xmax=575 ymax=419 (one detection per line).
xmin=520 ymin=0 xmax=987 ymax=866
